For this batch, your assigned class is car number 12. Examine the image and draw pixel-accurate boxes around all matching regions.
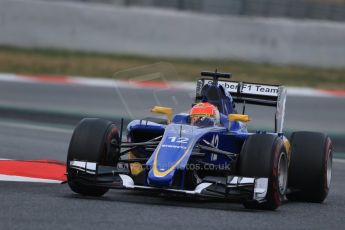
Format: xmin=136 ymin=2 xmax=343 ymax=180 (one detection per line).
xmin=167 ymin=136 xmax=189 ymax=144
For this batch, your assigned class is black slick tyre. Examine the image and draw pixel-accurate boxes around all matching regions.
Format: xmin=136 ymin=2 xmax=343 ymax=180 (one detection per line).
xmin=287 ymin=131 xmax=332 ymax=203
xmin=238 ymin=134 xmax=288 ymax=210
xmin=67 ymin=118 xmax=120 ymax=197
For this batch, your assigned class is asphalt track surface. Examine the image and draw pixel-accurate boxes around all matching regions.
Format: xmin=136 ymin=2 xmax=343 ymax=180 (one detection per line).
xmin=0 ymin=80 xmax=345 ymax=229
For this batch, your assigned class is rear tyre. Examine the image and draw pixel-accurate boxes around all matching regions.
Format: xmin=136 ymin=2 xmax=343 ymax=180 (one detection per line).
xmin=238 ymin=134 xmax=288 ymax=210
xmin=286 ymin=132 xmax=332 ymax=203
xmin=67 ymin=118 xmax=120 ymax=197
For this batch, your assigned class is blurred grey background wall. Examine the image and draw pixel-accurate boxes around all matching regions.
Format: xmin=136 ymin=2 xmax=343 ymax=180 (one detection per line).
xmin=41 ymin=0 xmax=345 ymax=21
xmin=0 ymin=0 xmax=344 ymax=67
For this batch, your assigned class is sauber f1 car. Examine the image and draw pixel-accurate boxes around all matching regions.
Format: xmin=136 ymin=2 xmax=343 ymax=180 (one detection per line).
xmin=66 ymin=71 xmax=333 ymax=210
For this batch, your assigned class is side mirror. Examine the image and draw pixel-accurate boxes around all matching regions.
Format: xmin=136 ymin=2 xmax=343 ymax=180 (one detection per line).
xmin=151 ymin=106 xmax=173 ymax=124
xmin=228 ymin=114 xmax=250 ymax=130
xmin=228 ymin=114 xmax=251 ymax=122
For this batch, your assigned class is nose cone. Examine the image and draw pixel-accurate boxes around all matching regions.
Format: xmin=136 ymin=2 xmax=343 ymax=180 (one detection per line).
xmin=146 ymin=124 xmax=200 ymax=187
xmin=147 ymin=168 xmax=175 ymax=187
xmin=147 ymin=142 xmax=191 ymax=187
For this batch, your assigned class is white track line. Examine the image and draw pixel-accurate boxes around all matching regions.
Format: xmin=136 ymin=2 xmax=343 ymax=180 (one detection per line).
xmin=0 ymin=174 xmax=63 ymax=183
xmin=0 ymin=73 xmax=343 ymax=97
xmin=0 ymin=120 xmax=72 ymax=134
xmin=334 ymin=159 xmax=345 ymax=164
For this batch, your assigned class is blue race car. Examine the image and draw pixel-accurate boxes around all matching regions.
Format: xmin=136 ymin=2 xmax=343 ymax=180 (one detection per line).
xmin=67 ymin=71 xmax=333 ymax=210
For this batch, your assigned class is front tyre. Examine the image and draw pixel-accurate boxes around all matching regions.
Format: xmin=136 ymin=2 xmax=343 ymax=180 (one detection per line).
xmin=238 ymin=134 xmax=288 ymax=210
xmin=67 ymin=118 xmax=120 ymax=197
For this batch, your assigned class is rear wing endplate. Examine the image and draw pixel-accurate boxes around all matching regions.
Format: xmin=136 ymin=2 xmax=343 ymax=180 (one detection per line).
xmin=196 ymin=78 xmax=287 ymax=133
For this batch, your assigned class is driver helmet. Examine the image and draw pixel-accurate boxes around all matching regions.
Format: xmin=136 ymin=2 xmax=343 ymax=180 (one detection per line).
xmin=190 ymin=102 xmax=220 ymax=126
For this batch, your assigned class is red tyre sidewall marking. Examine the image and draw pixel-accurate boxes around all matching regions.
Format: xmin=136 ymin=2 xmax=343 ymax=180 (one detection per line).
xmin=323 ymin=138 xmax=332 ymax=193
xmin=272 ymin=142 xmax=282 ymax=206
xmin=107 ymin=127 xmax=118 ymax=143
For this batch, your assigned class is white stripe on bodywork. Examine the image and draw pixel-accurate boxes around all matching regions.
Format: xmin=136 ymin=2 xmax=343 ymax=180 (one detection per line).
xmin=69 ymin=161 xmax=97 ymax=174
xmin=0 ymin=174 xmax=63 ymax=183
xmin=119 ymin=174 xmax=135 ymax=188
xmin=254 ymin=178 xmax=269 ymax=201
xmin=194 ymin=182 xmax=212 ymax=193
xmin=228 ymin=176 xmax=255 ymax=185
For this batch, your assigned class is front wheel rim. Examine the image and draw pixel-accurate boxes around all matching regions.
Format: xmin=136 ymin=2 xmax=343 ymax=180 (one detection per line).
xmin=277 ymin=152 xmax=288 ymax=195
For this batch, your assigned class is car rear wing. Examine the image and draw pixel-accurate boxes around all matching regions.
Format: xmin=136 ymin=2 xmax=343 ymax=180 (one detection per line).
xmin=196 ymin=78 xmax=287 ymax=133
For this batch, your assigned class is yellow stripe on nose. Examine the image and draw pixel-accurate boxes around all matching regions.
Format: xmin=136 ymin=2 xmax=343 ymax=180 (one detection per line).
xmin=153 ymin=142 xmax=193 ymax=177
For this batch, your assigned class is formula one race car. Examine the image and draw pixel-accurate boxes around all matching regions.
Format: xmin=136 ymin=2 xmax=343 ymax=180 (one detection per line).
xmin=66 ymin=71 xmax=333 ymax=210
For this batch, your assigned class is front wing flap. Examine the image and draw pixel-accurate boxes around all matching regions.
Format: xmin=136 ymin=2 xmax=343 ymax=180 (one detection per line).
xmin=69 ymin=160 xmax=268 ymax=202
